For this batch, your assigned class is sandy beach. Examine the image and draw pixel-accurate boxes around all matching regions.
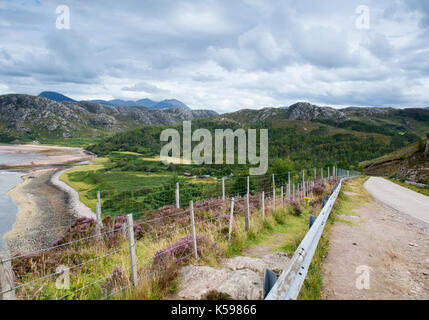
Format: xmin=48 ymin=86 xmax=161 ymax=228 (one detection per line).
xmin=0 ymin=144 xmax=94 ymax=169
xmin=1 ymin=144 xmax=96 ymax=254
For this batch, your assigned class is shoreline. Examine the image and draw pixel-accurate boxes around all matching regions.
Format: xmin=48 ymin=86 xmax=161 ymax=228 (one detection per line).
xmin=0 ymin=144 xmax=93 ymax=170
xmin=1 ymin=145 xmax=96 ymax=254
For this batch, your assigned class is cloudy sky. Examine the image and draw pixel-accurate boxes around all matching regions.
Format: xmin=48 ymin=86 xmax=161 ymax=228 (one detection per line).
xmin=0 ymin=0 xmax=428 ymax=112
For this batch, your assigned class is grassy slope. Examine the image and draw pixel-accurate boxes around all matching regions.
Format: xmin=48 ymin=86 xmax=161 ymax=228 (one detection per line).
xmin=359 ymin=138 xmax=428 ymax=183
xmin=359 ymin=140 xmax=420 ymax=168
xmin=16 ymin=181 xmax=340 ymax=300
xmin=272 ymin=119 xmax=392 ymax=144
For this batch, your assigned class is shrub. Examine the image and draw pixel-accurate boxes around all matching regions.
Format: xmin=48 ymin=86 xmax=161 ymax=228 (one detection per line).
xmin=290 ymin=200 xmax=303 ymax=216
xmin=101 ymin=266 xmax=129 ymax=294
xmin=152 ymin=235 xmax=218 ymax=268
xmin=312 ymin=184 xmax=325 ymax=196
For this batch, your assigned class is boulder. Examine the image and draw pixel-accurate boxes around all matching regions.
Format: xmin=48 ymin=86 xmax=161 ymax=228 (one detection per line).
xmin=177 ymin=265 xmax=263 ymax=300
xmin=222 ymin=252 xmax=290 ymax=274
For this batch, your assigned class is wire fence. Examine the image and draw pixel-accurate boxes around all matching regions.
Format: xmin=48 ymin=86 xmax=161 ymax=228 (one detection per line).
xmin=0 ymin=167 xmax=359 ymax=300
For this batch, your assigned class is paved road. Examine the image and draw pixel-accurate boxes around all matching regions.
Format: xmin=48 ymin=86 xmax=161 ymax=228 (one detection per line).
xmin=364 ymin=177 xmax=429 ymax=224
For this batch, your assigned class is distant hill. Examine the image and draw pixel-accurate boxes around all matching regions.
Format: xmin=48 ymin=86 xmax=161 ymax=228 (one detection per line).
xmin=87 ymin=98 xmax=190 ymax=109
xmin=219 ymin=102 xmax=429 ymax=138
xmin=38 ymin=91 xmax=76 ymax=103
xmin=0 ymin=94 xmax=217 ymax=143
xmin=88 ymin=98 xmax=158 ymax=108
xmin=152 ymin=99 xmax=190 ymax=110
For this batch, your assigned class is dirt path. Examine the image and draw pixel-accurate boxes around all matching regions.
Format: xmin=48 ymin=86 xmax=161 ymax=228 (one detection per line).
xmin=322 ymin=179 xmax=429 ymax=300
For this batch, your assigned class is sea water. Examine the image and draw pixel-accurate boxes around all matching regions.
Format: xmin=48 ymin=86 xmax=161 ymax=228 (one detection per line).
xmin=0 ymin=171 xmax=24 ymax=250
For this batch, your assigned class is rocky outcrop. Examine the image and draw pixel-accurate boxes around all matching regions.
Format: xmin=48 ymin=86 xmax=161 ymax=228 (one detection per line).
xmin=178 ymin=265 xmax=263 ymax=300
xmin=177 ymin=252 xmax=289 ymax=300
xmin=222 ymin=252 xmax=290 ymax=274
xmin=288 ymin=102 xmax=347 ymax=121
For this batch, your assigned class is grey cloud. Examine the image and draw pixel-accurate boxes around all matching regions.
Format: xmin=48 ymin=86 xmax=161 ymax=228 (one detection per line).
xmin=0 ymin=0 xmax=428 ymax=110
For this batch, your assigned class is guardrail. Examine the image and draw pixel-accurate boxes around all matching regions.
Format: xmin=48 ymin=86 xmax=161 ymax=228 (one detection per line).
xmin=265 ymin=177 xmax=353 ymax=300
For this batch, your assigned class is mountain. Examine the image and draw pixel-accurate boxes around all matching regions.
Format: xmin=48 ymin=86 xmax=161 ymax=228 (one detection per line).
xmin=87 ymin=98 xmax=190 ymax=109
xmin=88 ymin=98 xmax=158 ymax=108
xmin=152 ymin=99 xmax=190 ymax=110
xmin=38 ymin=91 xmax=76 ymax=103
xmin=0 ymin=94 xmax=217 ymax=142
xmin=137 ymin=98 xmax=158 ymax=108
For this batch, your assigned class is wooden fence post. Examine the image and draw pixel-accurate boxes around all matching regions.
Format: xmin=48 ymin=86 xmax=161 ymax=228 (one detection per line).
xmin=228 ymin=198 xmax=235 ymax=241
xmin=176 ymin=183 xmax=180 ymax=209
xmin=222 ymin=177 xmax=225 ymax=201
xmin=281 ymin=186 xmax=284 ymax=208
xmin=0 ymin=252 xmax=15 ymax=300
xmin=288 ymin=172 xmax=291 ymax=200
xmin=261 ymin=191 xmax=265 ymax=221
xmin=272 ymin=187 xmax=276 ymax=211
xmin=302 ymin=170 xmax=305 ymax=198
xmin=245 ymin=193 xmax=251 ymax=231
xmin=247 ymin=176 xmax=250 ymax=195
xmin=95 ymin=191 xmax=103 ymax=240
xmin=190 ymin=201 xmax=198 ymax=258
xmin=126 ymin=214 xmax=138 ymax=286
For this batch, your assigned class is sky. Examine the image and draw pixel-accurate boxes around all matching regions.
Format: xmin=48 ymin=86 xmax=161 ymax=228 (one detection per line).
xmin=0 ymin=0 xmax=429 ymax=113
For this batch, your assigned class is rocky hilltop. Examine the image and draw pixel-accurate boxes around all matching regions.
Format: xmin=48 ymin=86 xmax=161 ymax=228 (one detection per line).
xmin=0 ymin=94 xmax=217 ymax=140
xmin=287 ymin=102 xmax=347 ymax=121
xmin=219 ymin=102 xmax=429 ymax=137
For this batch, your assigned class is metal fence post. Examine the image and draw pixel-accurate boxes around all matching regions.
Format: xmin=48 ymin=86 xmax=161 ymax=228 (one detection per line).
xmin=0 ymin=252 xmax=15 ymax=300
xmin=262 ymin=191 xmax=265 ymax=221
xmin=245 ymin=193 xmax=250 ymax=231
xmin=228 ymin=198 xmax=235 ymax=241
xmin=176 ymin=182 xmax=180 ymax=209
xmin=190 ymin=201 xmax=198 ymax=258
xmin=126 ymin=214 xmax=138 ymax=286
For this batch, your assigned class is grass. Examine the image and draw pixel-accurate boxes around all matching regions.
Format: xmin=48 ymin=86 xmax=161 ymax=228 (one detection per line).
xmin=13 ymin=182 xmax=342 ymax=301
xmin=13 ymin=179 xmax=350 ymax=301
